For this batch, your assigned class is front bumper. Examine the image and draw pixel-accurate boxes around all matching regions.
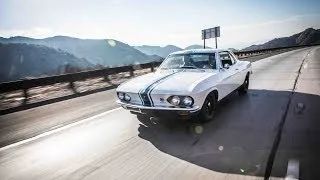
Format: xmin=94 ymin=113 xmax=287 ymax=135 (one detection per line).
xmin=117 ymin=100 xmax=201 ymax=117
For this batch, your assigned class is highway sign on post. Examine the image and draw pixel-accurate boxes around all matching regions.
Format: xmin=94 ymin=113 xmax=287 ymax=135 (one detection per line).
xmin=201 ymin=26 xmax=220 ymax=49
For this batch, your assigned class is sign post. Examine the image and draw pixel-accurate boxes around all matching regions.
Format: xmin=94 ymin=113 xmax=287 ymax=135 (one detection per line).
xmin=215 ymin=37 xmax=217 ymax=49
xmin=201 ymin=26 xmax=220 ymax=49
xmin=203 ymin=33 xmax=206 ymax=48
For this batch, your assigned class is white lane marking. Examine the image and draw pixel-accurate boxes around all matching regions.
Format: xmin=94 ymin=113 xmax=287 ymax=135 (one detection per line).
xmin=285 ymin=159 xmax=299 ymax=180
xmin=0 ymin=107 xmax=122 ymax=152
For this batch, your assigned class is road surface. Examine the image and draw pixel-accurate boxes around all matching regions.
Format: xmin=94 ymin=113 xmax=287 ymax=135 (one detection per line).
xmin=0 ymin=47 xmax=319 ymax=180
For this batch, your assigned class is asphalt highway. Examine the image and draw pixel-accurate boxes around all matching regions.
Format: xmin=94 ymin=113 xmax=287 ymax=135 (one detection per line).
xmin=0 ymin=47 xmax=319 ymax=180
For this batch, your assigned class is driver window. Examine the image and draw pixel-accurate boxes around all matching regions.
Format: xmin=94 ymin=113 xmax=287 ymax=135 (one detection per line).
xmin=219 ymin=52 xmax=235 ymax=67
xmin=209 ymin=54 xmax=216 ymax=69
xmin=229 ymin=52 xmax=237 ymax=64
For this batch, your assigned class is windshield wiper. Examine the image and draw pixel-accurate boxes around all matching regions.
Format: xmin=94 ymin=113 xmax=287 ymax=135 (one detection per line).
xmin=179 ymin=65 xmax=198 ymax=69
xmin=179 ymin=65 xmax=206 ymax=72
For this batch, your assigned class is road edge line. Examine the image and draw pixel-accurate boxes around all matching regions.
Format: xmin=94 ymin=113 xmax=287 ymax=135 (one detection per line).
xmin=264 ymin=49 xmax=311 ymax=179
xmin=285 ymin=159 xmax=299 ymax=180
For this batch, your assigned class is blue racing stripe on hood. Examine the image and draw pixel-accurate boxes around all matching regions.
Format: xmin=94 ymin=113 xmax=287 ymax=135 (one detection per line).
xmin=139 ymin=71 xmax=180 ymax=106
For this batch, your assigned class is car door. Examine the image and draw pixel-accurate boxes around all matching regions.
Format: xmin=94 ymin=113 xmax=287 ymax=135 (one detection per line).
xmin=228 ymin=51 xmax=244 ymax=88
xmin=218 ymin=51 xmax=238 ymax=98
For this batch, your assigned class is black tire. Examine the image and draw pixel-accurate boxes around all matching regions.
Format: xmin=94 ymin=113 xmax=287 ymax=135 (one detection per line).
xmin=239 ymin=75 xmax=249 ymax=94
xmin=198 ymin=94 xmax=216 ymax=123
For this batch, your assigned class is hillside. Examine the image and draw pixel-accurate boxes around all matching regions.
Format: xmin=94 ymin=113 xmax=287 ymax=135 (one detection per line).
xmin=0 ymin=36 xmax=162 ymax=67
xmin=243 ymin=28 xmax=320 ymax=51
xmin=0 ymin=43 xmax=93 ymax=82
xmin=134 ymin=45 xmax=182 ymax=58
xmin=184 ymin=45 xmax=212 ymax=50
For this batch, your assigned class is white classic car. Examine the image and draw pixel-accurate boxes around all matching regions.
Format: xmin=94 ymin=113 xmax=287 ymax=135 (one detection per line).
xmin=116 ymin=49 xmax=252 ymax=122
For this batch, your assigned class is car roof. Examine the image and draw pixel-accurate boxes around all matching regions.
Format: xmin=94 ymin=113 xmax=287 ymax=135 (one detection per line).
xmin=170 ymin=48 xmax=229 ymax=55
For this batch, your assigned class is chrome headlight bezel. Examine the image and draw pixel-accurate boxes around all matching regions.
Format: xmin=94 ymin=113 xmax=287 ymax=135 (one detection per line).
xmin=118 ymin=92 xmax=124 ymax=100
xmin=182 ymin=96 xmax=194 ymax=107
xmin=167 ymin=95 xmax=194 ymax=107
xmin=124 ymin=93 xmax=131 ymax=101
xmin=118 ymin=92 xmax=131 ymax=102
xmin=168 ymin=95 xmax=180 ymax=106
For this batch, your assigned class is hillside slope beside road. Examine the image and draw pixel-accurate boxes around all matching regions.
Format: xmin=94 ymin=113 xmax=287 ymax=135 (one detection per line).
xmin=0 ymin=47 xmax=319 ymax=179
xmin=0 ymin=43 xmax=93 ymax=82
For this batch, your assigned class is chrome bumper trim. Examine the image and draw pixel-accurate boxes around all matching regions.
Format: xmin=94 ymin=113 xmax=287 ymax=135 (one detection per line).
xmin=116 ymin=100 xmax=200 ymax=112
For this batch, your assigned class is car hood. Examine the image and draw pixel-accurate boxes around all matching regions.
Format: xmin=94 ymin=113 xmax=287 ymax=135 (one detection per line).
xmin=117 ymin=69 xmax=217 ymax=94
xmin=116 ymin=70 xmax=179 ymax=93
xmin=152 ymin=70 xmax=215 ymax=94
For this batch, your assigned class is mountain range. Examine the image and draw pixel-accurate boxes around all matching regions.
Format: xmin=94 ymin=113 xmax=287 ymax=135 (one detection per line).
xmin=0 ymin=36 xmax=163 ymax=67
xmin=242 ymin=28 xmax=320 ymax=51
xmin=134 ymin=44 xmax=212 ymax=58
xmin=0 ymin=43 xmax=93 ymax=82
xmin=0 ymin=28 xmax=319 ymax=82
xmin=184 ymin=45 xmax=212 ymax=50
xmin=134 ymin=45 xmax=182 ymax=58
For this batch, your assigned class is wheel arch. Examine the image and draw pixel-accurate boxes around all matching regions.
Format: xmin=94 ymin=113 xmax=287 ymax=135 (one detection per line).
xmin=197 ymin=88 xmax=218 ymax=123
xmin=205 ymin=88 xmax=219 ymax=102
xmin=246 ymin=71 xmax=250 ymax=78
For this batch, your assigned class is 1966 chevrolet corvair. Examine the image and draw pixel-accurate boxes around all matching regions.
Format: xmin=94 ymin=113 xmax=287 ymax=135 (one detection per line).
xmin=116 ymin=49 xmax=252 ymax=122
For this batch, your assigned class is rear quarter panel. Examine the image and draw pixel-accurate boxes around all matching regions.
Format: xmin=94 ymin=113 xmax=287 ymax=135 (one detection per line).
xmin=235 ymin=60 xmax=251 ymax=85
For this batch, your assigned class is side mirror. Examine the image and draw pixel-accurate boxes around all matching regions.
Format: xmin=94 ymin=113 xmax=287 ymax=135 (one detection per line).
xmin=224 ymin=64 xmax=230 ymax=69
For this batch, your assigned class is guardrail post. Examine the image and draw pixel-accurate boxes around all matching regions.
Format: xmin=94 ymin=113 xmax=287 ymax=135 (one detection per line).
xmin=151 ymin=62 xmax=154 ymax=72
xmin=69 ymin=81 xmax=78 ymax=94
xmin=130 ymin=67 xmax=134 ymax=77
xmin=22 ymin=88 xmax=28 ymax=105
xmin=104 ymin=74 xmax=110 ymax=82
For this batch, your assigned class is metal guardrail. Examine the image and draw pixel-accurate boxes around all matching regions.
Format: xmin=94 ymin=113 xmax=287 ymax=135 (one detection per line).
xmin=0 ymin=44 xmax=319 ymax=105
xmin=0 ymin=61 xmax=162 ymax=104
xmin=233 ymin=44 xmax=316 ymax=57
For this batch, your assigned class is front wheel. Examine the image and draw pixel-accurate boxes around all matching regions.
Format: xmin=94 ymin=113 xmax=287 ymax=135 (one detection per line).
xmin=198 ymin=95 xmax=216 ymax=123
xmin=238 ymin=75 xmax=249 ymax=94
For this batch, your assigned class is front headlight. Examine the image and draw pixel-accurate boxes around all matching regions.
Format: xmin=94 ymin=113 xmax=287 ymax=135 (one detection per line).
xmin=182 ymin=96 xmax=194 ymax=106
xmin=118 ymin=92 xmax=124 ymax=100
xmin=124 ymin=93 xmax=131 ymax=101
xmin=168 ymin=95 xmax=194 ymax=107
xmin=170 ymin=96 xmax=180 ymax=106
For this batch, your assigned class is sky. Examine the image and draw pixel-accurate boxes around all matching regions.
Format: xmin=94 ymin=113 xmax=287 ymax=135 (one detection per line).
xmin=1 ymin=0 xmax=320 ymax=49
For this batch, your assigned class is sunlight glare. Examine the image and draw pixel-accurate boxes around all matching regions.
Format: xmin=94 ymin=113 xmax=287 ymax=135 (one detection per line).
xmin=108 ymin=39 xmax=116 ymax=47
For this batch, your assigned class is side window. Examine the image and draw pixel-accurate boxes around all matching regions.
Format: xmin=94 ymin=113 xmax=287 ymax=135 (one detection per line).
xmin=209 ymin=54 xmax=216 ymax=69
xmin=229 ymin=52 xmax=238 ymax=63
xmin=219 ymin=51 xmax=235 ymax=67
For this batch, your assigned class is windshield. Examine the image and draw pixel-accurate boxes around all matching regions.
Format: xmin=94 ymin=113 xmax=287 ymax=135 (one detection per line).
xmin=160 ymin=53 xmax=216 ymax=70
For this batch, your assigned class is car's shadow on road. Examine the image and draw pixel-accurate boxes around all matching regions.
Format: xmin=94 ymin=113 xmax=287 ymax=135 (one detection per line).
xmin=136 ymin=89 xmax=320 ymax=179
